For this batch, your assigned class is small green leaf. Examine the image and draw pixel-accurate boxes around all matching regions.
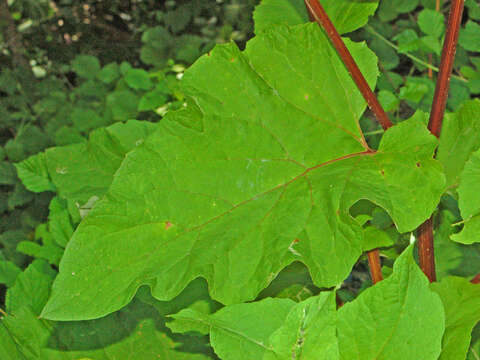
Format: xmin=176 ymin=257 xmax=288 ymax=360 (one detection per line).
xmin=106 ymin=90 xmax=140 ymax=121
xmin=452 ymin=148 xmax=480 ymax=244
xmin=417 ymin=9 xmax=445 ymax=37
xmin=138 ymin=88 xmax=168 ymax=112
xmin=4 ymin=125 xmax=50 ymax=162
xmin=6 ymin=260 xmax=56 ymax=315
xmin=466 ymin=0 xmax=480 ymax=20
xmin=460 ymin=21 xmax=480 ymax=52
xmin=437 ymin=100 xmax=480 ymax=188
xmin=362 ymin=226 xmax=394 ymax=251
xmin=124 ymin=68 xmax=153 ymax=90
xmin=54 ymin=125 xmax=85 ymax=146
xmin=434 ymin=210 xmax=480 ymax=279
xmin=0 ymin=260 xmax=21 ymax=287
xmin=71 ymin=108 xmax=108 ymax=133
xmin=46 ymin=197 xmax=75 ymax=247
xmin=15 ymin=152 xmax=55 ymax=193
xmin=7 ymin=183 xmax=33 ymax=210
xmin=420 ymin=35 xmax=442 ymax=55
xmin=461 ymin=66 xmax=480 ymax=94
xmin=0 ymin=162 xmax=17 ymax=185
xmin=378 ymin=0 xmax=419 ymax=20
xmin=378 ymin=89 xmax=399 ymax=112
xmin=71 ymin=55 xmax=101 ymax=80
xmin=399 ymin=80 xmax=429 ymax=103
xmin=97 ymin=62 xmax=120 ymax=84
xmin=394 ymin=29 xmax=420 ymax=54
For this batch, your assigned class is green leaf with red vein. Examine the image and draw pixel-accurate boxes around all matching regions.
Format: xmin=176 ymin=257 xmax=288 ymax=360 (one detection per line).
xmin=41 ymin=24 xmax=444 ymax=321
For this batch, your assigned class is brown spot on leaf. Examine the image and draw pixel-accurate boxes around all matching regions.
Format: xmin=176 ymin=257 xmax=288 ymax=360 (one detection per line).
xmin=380 ymin=170 xmax=385 ymax=176
xmin=416 ymin=162 xmax=421 ymax=167
xmin=165 ymin=221 xmax=173 ymax=230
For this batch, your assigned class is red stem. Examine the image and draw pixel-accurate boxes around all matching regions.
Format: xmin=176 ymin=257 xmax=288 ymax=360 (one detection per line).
xmin=304 ymin=0 xmax=393 ymax=131
xmin=416 ymin=0 xmax=465 ymax=284
xmin=417 ymin=217 xmax=436 ymax=282
xmin=336 ymin=293 xmax=344 ymax=308
xmin=428 ymin=0 xmax=464 ymax=137
xmin=367 ymin=250 xmax=383 ymax=284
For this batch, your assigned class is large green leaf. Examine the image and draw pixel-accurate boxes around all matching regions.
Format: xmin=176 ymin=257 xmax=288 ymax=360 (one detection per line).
xmin=0 ymin=261 xmax=215 ymax=360
xmin=451 ymin=148 xmax=480 ymax=244
xmin=254 ymin=0 xmax=379 ymax=34
xmin=437 ymin=100 xmax=480 ymax=188
xmin=168 ymin=292 xmax=339 ymax=359
xmin=16 ymin=120 xmax=158 ymax=204
xmin=337 ymin=245 xmax=445 ymax=359
xmin=41 ymin=24 xmax=444 ymax=321
xmin=431 ymin=277 xmax=480 ymax=360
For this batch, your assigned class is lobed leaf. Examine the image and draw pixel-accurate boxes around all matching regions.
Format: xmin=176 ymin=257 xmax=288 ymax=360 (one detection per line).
xmin=41 ymin=24 xmax=444 ymax=321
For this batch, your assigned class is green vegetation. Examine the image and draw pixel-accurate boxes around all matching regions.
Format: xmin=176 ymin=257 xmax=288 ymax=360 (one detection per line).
xmin=1 ymin=0 xmax=480 ymax=358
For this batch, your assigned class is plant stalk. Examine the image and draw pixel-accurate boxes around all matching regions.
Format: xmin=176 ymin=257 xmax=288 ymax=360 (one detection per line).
xmin=428 ymin=0 xmax=464 ymax=137
xmin=417 ymin=217 xmax=436 ymax=282
xmin=304 ymin=0 xmax=393 ymax=131
xmin=417 ymin=0 xmax=465 ymax=283
xmin=367 ymin=250 xmax=383 ymax=284
xmin=304 ymin=0 xmax=395 ymax=284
